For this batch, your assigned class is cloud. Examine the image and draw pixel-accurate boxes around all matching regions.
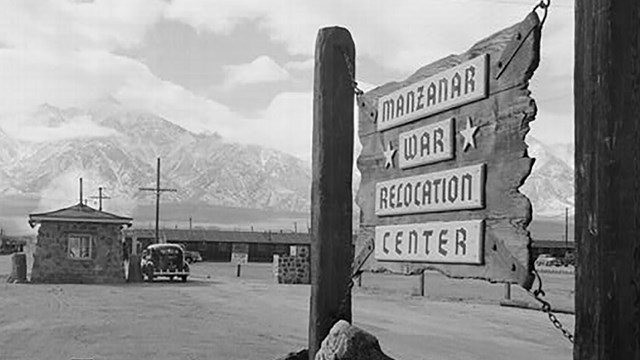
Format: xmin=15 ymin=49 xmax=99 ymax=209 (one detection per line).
xmin=166 ymin=0 xmax=576 ymax=146
xmin=0 ymin=0 xmax=167 ymax=52
xmin=236 ymin=92 xmax=313 ymax=160
xmin=3 ymin=114 xmax=118 ymax=142
xmin=0 ymin=46 xmax=240 ymax=140
xmin=35 ymin=169 xmax=135 ymax=216
xmin=0 ymin=0 xmax=575 ymax=169
xmin=222 ymin=55 xmax=291 ymax=89
xmin=166 ymin=0 xmax=564 ymax=73
xmin=285 ymin=59 xmax=314 ymax=72
xmin=164 ymin=0 xmax=265 ymax=36
xmin=229 ymin=89 xmax=365 ymax=164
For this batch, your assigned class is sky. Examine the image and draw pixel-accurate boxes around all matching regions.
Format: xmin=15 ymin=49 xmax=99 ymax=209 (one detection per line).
xmin=0 ymin=0 xmax=574 ymax=162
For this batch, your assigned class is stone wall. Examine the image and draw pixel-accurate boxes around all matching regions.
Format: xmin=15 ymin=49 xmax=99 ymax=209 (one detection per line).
xmin=273 ymin=245 xmax=310 ymax=284
xmin=31 ymin=221 xmax=126 ymax=283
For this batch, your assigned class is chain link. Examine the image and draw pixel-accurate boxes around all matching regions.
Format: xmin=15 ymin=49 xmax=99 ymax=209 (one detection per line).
xmin=527 ymin=269 xmax=574 ymax=344
xmin=336 ymin=276 xmax=356 ymax=320
xmin=338 ymin=47 xmax=378 ymax=122
xmin=340 ymin=48 xmax=364 ymax=97
xmin=533 ymin=0 xmax=551 ymax=27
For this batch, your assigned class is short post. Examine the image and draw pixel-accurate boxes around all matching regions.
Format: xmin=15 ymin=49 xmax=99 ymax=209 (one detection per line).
xmin=419 ymin=271 xmax=426 ymax=297
xmin=236 ymin=263 xmax=241 ymax=277
xmin=9 ymin=253 xmax=27 ymax=283
xmin=308 ymin=27 xmax=355 ymax=359
xmin=127 ymin=254 xmax=142 ymax=283
xmin=503 ymin=283 xmax=511 ymax=301
xmin=357 ymin=273 xmax=362 ymax=287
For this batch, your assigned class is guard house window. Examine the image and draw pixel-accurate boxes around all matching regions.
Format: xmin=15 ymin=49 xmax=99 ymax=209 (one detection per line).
xmin=68 ymin=234 xmax=92 ymax=259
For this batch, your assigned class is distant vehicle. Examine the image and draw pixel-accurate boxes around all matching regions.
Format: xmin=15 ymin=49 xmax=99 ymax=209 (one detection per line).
xmin=184 ymin=250 xmax=202 ymax=264
xmin=141 ymin=244 xmax=189 ymax=282
xmin=561 ymin=252 xmax=576 ymax=266
xmin=535 ymin=254 xmax=562 ymax=267
xmin=0 ymin=237 xmax=26 ymax=255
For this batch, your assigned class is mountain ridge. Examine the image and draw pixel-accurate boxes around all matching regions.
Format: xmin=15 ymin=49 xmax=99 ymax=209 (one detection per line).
xmin=0 ymin=101 xmax=574 ymax=233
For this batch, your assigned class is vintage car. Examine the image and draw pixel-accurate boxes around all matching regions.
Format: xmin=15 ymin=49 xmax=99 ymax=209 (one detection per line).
xmin=184 ymin=250 xmax=203 ymax=264
xmin=141 ymin=243 xmax=189 ymax=282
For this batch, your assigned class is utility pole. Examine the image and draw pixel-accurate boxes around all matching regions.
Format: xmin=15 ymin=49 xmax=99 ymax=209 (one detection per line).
xmin=308 ymin=27 xmax=354 ymax=359
xmin=139 ymin=158 xmax=177 ymax=244
xmin=79 ymin=178 xmax=83 ymax=205
xmin=90 ymin=187 xmax=111 ymax=211
xmin=564 ymin=207 xmax=569 ymax=253
xmin=575 ymin=1 xmax=640 ymax=358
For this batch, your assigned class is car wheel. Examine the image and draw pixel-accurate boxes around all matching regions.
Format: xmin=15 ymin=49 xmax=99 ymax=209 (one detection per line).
xmin=169 ymin=276 xmax=174 ymax=281
xmin=181 ymin=275 xmax=188 ymax=282
xmin=186 ymin=258 xmax=193 ymax=264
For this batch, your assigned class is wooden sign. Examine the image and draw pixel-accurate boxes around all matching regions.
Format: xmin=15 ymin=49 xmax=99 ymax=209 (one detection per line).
xmin=232 ymin=253 xmax=248 ymax=265
xmin=377 ymin=54 xmax=488 ymax=131
xmin=356 ymin=12 xmax=542 ymax=289
xmin=375 ymin=220 xmax=484 ymax=264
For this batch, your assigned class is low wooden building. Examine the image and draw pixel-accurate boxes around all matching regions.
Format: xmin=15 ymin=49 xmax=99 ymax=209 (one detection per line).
xmin=124 ymin=228 xmax=310 ymax=263
xmin=28 ymin=203 xmax=132 ymax=283
xmin=531 ymin=239 xmax=575 ymax=258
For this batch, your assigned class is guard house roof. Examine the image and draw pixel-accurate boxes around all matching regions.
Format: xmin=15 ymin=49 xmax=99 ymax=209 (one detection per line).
xmin=28 ymin=203 xmax=133 ymax=228
xmin=124 ymin=228 xmax=310 ymax=245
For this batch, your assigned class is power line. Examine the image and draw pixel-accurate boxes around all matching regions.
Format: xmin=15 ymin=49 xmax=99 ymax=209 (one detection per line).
xmin=139 ymin=158 xmax=177 ymax=244
xmin=89 ymin=187 xmax=111 ymax=211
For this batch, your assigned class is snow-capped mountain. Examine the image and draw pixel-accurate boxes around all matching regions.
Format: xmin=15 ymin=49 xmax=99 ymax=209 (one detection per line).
xmin=521 ymin=138 xmax=574 ymax=217
xmin=0 ymin=101 xmax=311 ymax=214
xmin=0 ymin=100 xmax=574 ymax=221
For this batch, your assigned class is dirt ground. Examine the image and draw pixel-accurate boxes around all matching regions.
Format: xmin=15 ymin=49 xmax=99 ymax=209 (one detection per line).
xmin=0 ymin=255 xmax=574 ymax=360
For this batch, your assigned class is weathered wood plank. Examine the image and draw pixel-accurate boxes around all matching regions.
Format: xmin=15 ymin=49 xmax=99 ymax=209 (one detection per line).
xmin=356 ymin=12 xmax=541 ymax=289
xmin=308 ymin=27 xmax=355 ymax=360
xmin=575 ymin=0 xmax=640 ymax=358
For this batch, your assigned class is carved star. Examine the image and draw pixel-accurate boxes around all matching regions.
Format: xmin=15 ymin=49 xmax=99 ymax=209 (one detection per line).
xmin=460 ymin=117 xmax=479 ymax=151
xmin=383 ymin=142 xmax=396 ymax=169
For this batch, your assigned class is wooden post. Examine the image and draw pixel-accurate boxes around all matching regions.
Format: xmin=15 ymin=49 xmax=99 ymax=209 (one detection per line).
xmin=504 ymin=283 xmax=511 ymax=301
xmin=9 ymin=253 xmax=27 ymax=283
xmin=236 ymin=263 xmax=241 ymax=277
xmin=419 ymin=272 xmax=426 ymax=297
xmin=308 ymin=26 xmax=354 ymax=359
xmin=575 ymin=1 xmax=640 ymax=358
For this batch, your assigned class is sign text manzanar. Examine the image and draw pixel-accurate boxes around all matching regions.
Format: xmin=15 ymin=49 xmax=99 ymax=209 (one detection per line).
xmin=378 ymin=55 xmax=488 ymax=131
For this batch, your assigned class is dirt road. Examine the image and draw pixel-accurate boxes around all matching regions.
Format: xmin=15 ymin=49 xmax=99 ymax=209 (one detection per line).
xmin=0 ymin=256 xmax=574 ymax=360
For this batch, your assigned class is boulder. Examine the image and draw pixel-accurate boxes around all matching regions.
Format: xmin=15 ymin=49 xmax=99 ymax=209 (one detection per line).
xmin=315 ymin=320 xmax=395 ymax=360
xmin=275 ymin=349 xmax=308 ymax=360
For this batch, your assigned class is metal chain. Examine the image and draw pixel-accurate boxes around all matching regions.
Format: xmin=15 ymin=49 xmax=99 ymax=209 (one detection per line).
xmin=527 ymin=269 xmax=574 ymax=343
xmin=338 ymin=47 xmax=378 ymax=123
xmin=336 ymin=276 xmax=356 ymax=321
xmin=533 ymin=0 xmax=551 ymax=27
xmin=340 ymin=48 xmax=364 ymax=97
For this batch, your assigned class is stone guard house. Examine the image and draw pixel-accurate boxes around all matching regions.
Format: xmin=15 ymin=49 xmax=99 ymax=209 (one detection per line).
xmin=28 ymin=203 xmax=132 ymax=283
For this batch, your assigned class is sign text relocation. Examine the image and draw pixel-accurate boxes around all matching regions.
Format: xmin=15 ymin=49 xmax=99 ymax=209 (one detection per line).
xmin=375 ymin=163 xmax=485 ymax=216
